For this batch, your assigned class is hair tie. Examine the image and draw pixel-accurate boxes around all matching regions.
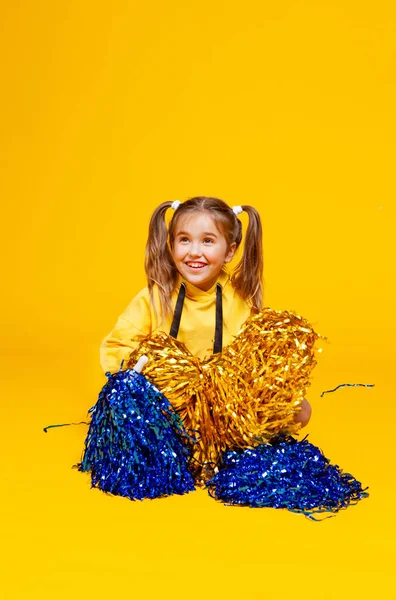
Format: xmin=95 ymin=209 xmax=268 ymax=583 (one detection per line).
xmin=171 ymin=200 xmax=181 ymax=211
xmin=232 ymin=205 xmax=243 ymax=216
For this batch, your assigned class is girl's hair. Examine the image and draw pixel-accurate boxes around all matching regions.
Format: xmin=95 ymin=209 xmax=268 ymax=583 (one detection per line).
xmin=145 ymin=196 xmax=264 ymax=319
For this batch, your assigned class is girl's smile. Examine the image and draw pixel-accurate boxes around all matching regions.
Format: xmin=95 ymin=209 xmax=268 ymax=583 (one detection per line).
xmin=185 ymin=261 xmax=207 ymax=269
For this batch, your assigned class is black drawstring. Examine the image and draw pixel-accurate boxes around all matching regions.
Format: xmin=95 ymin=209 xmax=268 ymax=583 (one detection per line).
xmin=169 ymin=282 xmax=186 ymax=338
xmin=213 ymin=284 xmax=223 ymax=354
xmin=169 ymin=282 xmax=223 ymax=354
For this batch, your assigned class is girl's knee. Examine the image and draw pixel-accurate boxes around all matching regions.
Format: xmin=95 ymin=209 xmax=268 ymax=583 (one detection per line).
xmin=294 ymin=398 xmax=312 ymax=427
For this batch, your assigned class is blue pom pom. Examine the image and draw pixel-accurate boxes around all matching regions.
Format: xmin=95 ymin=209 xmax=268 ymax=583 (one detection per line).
xmin=77 ymin=369 xmax=196 ymax=500
xmin=206 ymin=437 xmax=368 ymax=518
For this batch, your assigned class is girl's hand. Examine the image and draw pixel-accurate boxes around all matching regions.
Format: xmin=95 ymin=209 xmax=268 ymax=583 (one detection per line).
xmin=294 ymin=398 xmax=312 ymax=427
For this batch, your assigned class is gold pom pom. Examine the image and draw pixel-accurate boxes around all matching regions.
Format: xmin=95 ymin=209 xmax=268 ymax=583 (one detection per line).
xmin=127 ymin=308 xmax=323 ymax=484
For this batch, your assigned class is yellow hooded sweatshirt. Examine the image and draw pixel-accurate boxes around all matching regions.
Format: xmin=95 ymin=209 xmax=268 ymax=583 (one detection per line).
xmin=100 ymin=270 xmax=253 ymax=374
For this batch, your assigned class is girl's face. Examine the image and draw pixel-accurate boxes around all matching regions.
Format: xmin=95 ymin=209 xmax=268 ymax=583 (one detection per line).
xmin=171 ymin=212 xmax=236 ymax=291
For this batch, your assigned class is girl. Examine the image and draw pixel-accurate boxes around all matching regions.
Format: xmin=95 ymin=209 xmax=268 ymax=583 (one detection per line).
xmin=79 ymin=196 xmax=367 ymax=515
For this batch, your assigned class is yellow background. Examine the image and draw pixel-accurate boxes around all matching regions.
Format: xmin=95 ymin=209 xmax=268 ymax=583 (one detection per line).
xmin=1 ymin=1 xmax=395 ymax=598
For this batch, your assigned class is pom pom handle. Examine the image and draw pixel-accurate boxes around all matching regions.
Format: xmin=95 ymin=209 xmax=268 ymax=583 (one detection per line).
xmin=133 ymin=355 xmax=148 ymax=373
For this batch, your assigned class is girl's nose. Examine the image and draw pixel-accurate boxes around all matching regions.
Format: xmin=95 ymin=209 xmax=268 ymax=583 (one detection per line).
xmin=188 ymin=243 xmax=202 ymax=257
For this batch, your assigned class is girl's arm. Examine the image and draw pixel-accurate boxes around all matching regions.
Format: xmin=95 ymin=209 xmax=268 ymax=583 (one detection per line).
xmin=100 ymin=290 xmax=154 ymax=374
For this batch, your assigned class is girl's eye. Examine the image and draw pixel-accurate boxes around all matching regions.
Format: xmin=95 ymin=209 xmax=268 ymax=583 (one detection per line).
xmin=177 ymin=236 xmax=214 ymax=243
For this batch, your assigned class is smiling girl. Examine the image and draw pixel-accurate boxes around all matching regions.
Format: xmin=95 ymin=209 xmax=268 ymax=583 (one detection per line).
xmin=77 ymin=196 xmax=368 ymax=513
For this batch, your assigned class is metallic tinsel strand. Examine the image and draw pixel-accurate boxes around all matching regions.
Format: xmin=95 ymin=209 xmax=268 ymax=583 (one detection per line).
xmin=320 ymin=383 xmax=375 ymax=398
